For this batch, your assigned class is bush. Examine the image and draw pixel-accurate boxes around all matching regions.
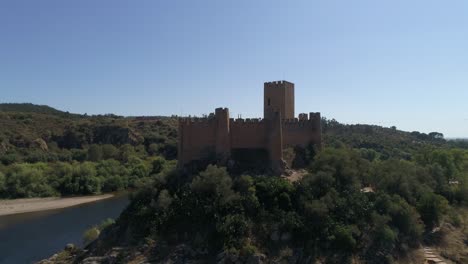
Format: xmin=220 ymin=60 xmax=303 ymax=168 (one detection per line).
xmin=217 ymin=214 xmax=250 ymax=248
xmin=1 ymin=152 xmax=19 ymax=165
xmin=0 ymin=172 xmax=5 ymax=196
xmin=87 ymin=145 xmax=103 ymax=161
xmin=83 ymin=227 xmax=100 ymax=245
xmin=4 ymin=163 xmax=57 ymax=198
xmin=417 ymin=192 xmax=449 ymax=229
xmin=59 ymin=162 xmax=100 ymax=195
xmin=151 ymin=157 xmax=166 ymax=175
xmin=156 ymin=189 xmax=173 ymax=210
xmin=191 ymin=165 xmax=233 ymax=200
xmin=83 ymin=218 xmax=115 ymax=245
xmin=98 ymin=218 xmax=115 ymax=230
xmin=101 ymin=144 xmax=118 ymax=160
xmin=332 ymin=225 xmax=357 ymax=252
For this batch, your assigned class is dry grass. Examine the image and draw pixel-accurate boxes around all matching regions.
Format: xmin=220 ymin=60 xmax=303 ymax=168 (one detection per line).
xmin=428 ymin=208 xmax=468 ymax=264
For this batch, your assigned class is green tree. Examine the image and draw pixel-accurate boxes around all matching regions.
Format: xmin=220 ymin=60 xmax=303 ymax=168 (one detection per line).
xmin=151 ymin=157 xmax=166 ymax=175
xmin=60 ymin=162 xmax=100 ymax=195
xmin=0 ymin=171 xmax=6 ymax=197
xmin=417 ymin=192 xmax=449 ymax=229
xmin=126 ymin=156 xmax=150 ymax=187
xmin=310 ymin=148 xmax=368 ymax=192
xmin=4 ymin=163 xmax=57 ymax=198
xmin=148 ymin=143 xmax=160 ymax=156
xmin=119 ymin=144 xmax=135 ymax=162
xmin=87 ymin=145 xmax=103 ymax=162
xmin=48 ymin=162 xmax=73 ymax=193
xmin=332 ymin=225 xmax=357 ymax=252
xmin=101 ymin=144 xmax=118 ymax=160
xmin=71 ymin=149 xmax=87 ymax=162
xmin=217 ymin=214 xmax=250 ymax=248
xmin=191 ymin=165 xmax=233 ymax=202
xmin=96 ymin=159 xmax=129 ymax=191
xmin=1 ymin=151 xmax=19 ymax=165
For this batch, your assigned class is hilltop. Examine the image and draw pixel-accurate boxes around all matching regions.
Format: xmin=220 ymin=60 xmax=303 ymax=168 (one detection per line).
xmin=3 ymin=104 xmax=464 ymax=264
xmin=0 ymin=103 xmax=79 ymax=117
xmin=0 ymin=103 xmax=177 ymax=164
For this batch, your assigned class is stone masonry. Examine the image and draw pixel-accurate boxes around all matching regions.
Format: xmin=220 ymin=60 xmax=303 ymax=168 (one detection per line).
xmin=177 ymin=81 xmax=322 ymax=172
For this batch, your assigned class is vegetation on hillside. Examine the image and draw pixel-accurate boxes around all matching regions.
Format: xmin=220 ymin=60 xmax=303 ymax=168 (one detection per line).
xmin=2 ymin=103 xmax=468 ymax=263
xmin=0 ymin=103 xmax=177 ymax=198
xmin=61 ymin=116 xmax=468 ymax=263
xmin=0 ymin=103 xmax=76 ymax=116
xmin=109 ymin=144 xmax=467 ymax=263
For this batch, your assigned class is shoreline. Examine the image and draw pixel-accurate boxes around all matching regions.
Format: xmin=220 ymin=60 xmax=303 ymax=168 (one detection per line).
xmin=0 ymin=194 xmax=114 ymax=216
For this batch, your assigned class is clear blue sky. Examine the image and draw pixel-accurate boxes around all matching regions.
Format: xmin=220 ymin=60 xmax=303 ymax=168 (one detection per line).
xmin=1 ymin=0 xmax=467 ymax=137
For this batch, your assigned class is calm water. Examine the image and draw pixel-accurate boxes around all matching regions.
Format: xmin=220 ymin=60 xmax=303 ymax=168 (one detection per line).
xmin=0 ymin=194 xmax=129 ymax=264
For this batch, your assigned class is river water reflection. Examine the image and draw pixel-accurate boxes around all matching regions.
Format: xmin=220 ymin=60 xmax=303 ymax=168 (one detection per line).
xmin=0 ymin=194 xmax=129 ymax=264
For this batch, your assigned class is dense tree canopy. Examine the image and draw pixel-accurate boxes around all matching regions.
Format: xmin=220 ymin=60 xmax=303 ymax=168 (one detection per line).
xmin=1 ymin=104 xmax=468 ymax=263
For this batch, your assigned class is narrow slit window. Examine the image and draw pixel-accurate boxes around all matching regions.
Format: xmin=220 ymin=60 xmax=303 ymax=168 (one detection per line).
xmin=267 ymin=98 xmax=271 ymax=106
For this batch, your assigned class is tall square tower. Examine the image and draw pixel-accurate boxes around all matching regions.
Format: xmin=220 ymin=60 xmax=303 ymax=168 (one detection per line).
xmin=264 ymin=80 xmax=295 ymax=119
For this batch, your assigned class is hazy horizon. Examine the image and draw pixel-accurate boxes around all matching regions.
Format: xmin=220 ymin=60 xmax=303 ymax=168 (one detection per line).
xmin=1 ymin=0 xmax=467 ymax=137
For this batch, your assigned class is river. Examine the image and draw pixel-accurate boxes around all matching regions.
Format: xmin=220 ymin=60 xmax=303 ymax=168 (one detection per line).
xmin=0 ymin=193 xmax=130 ymax=264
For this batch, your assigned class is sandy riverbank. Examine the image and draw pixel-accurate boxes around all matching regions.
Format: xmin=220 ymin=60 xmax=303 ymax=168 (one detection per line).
xmin=0 ymin=194 xmax=114 ymax=216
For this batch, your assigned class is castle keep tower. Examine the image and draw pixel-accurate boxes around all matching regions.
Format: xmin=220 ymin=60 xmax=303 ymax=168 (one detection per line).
xmin=178 ymin=81 xmax=321 ymax=174
xmin=264 ymin=81 xmax=294 ymax=120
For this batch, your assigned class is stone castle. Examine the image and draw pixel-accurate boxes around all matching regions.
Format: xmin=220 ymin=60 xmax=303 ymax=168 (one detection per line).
xmin=177 ymin=81 xmax=322 ymax=173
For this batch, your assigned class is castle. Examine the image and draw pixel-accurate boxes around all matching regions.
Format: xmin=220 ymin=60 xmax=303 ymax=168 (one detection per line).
xmin=177 ymin=81 xmax=322 ymax=173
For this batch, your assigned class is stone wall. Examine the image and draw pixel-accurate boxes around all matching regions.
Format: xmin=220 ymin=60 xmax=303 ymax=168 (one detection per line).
xmin=177 ymin=81 xmax=322 ymax=172
xmin=264 ymin=81 xmax=294 ymax=120
xmin=178 ymin=110 xmax=322 ymax=170
xmin=282 ymin=112 xmax=322 ymax=149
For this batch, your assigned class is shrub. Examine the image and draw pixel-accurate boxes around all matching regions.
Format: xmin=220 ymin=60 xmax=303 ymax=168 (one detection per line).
xmin=98 ymin=218 xmax=115 ymax=230
xmin=4 ymin=163 xmax=57 ymax=198
xmin=87 ymin=145 xmax=103 ymax=161
xmin=417 ymin=192 xmax=450 ymax=229
xmin=101 ymin=144 xmax=118 ymax=160
xmin=0 ymin=172 xmax=5 ymax=197
xmin=191 ymin=165 xmax=233 ymax=200
xmin=332 ymin=225 xmax=357 ymax=252
xmin=156 ymin=189 xmax=173 ymax=210
xmin=83 ymin=227 xmax=100 ymax=245
xmin=217 ymin=214 xmax=250 ymax=248
xmin=151 ymin=157 xmax=166 ymax=175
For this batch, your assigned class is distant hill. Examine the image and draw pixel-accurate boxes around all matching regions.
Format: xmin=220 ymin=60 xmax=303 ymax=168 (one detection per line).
xmin=0 ymin=102 xmax=464 ymax=163
xmin=0 ymin=103 xmax=179 ymax=163
xmin=448 ymin=138 xmax=468 ymax=141
xmin=0 ymin=103 xmax=77 ymax=116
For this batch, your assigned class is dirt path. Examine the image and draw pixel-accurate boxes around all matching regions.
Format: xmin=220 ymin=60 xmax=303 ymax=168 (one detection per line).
xmin=423 ymin=247 xmax=449 ymax=264
xmin=0 ymin=194 xmax=114 ymax=216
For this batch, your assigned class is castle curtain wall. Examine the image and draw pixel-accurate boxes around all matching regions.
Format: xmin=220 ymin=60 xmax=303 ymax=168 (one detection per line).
xmin=178 ymin=81 xmax=322 ymax=169
xmin=230 ymin=120 xmax=266 ymax=149
xmin=282 ymin=113 xmax=322 ymax=149
xmin=178 ymin=119 xmax=217 ymax=164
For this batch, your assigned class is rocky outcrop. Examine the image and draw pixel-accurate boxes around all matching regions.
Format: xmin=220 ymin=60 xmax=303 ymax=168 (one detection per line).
xmin=32 ymin=138 xmax=48 ymax=151
xmin=37 ymin=244 xmax=80 ymax=264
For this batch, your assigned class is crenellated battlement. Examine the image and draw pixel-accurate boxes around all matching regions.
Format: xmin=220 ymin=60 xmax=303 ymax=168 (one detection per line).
xmin=264 ymin=80 xmax=294 ymax=86
xmin=281 ymin=112 xmax=320 ymax=122
xmin=179 ymin=111 xmax=320 ymax=130
xmin=178 ymin=117 xmax=216 ymax=125
xmin=215 ymin=107 xmax=229 ymax=114
xmin=231 ymin=118 xmax=264 ymax=124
